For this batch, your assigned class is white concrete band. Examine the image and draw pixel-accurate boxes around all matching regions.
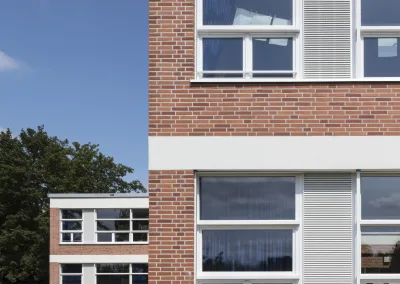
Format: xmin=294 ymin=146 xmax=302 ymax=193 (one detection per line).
xmin=50 ymin=197 xmax=148 ymax=209
xmin=50 ymin=254 xmax=148 ymax=263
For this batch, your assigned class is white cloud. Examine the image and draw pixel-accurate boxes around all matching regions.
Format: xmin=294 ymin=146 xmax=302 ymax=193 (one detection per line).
xmin=0 ymin=51 xmax=21 ymax=71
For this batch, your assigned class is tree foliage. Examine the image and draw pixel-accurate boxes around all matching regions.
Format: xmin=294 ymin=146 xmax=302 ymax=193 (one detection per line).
xmin=0 ymin=126 xmax=145 ymax=283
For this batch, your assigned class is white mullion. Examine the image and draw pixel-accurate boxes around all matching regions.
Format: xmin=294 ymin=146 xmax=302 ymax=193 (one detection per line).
xmin=356 ymin=170 xmax=361 ymax=284
xmin=129 ymin=264 xmax=132 ymax=284
xmin=244 ymin=35 xmax=252 ymax=79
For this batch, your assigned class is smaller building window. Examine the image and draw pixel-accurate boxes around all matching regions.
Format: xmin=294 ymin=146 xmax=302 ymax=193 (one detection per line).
xmin=60 ymin=264 xmax=82 ymax=284
xmin=96 ymin=209 xmax=149 ymax=243
xmin=96 ymin=263 xmax=148 ymax=284
xmin=60 ymin=210 xmax=83 ymax=243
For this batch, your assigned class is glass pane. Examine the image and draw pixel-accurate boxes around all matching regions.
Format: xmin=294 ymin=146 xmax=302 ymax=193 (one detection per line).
xmin=62 ymin=233 xmax=71 ymax=242
xmin=97 ymin=275 xmax=129 ymax=284
xmin=61 ymin=264 xmax=82 ymax=273
xmin=97 ymin=220 xmax=130 ymax=231
xmin=361 ymin=176 xmax=400 ymax=219
xmin=97 ymin=233 xmax=112 ymax=242
xmin=203 ymin=38 xmax=243 ymax=78
xmin=361 ymin=226 xmax=400 ymax=274
xmin=62 ymin=221 xmax=82 ymax=231
xmin=96 ymin=209 xmax=130 ymax=219
xmin=253 ymin=38 xmax=293 ymax=77
xmin=202 ymin=229 xmax=293 ymax=271
xmin=203 ymin=0 xmax=292 ymax=26
xmin=73 ymin=233 xmax=82 ymax=242
xmin=364 ymin=38 xmax=400 ymax=77
xmin=200 ymin=177 xmax=296 ymax=220
xmin=132 ymin=221 xmax=149 ymax=231
xmin=62 ymin=276 xmax=81 ymax=284
xmin=132 ymin=264 xmax=148 ymax=273
xmin=61 ymin=210 xmax=82 ymax=219
xmin=115 ymin=233 xmax=129 ymax=242
xmin=96 ymin=264 xmax=129 ymax=273
xmin=132 ymin=275 xmax=148 ymax=284
xmin=133 ymin=233 xmax=148 ymax=242
xmin=362 ymin=0 xmax=400 ymax=26
xmin=132 ymin=209 xmax=149 ymax=219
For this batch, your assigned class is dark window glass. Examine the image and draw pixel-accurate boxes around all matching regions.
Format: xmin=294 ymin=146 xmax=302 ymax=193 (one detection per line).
xmin=203 ymin=0 xmax=292 ymax=26
xmin=362 ymin=0 xmax=400 ymax=26
xmin=62 ymin=221 xmax=82 ymax=231
xmin=200 ymin=177 xmax=296 ymax=220
xmin=132 ymin=209 xmax=149 ymax=219
xmin=97 ymin=233 xmax=112 ymax=242
xmin=203 ymin=38 xmax=243 ymax=77
xmin=97 ymin=275 xmax=129 ymax=284
xmin=132 ymin=275 xmax=148 ymax=284
xmin=133 ymin=233 xmax=148 ymax=242
xmin=202 ymin=229 xmax=293 ymax=271
xmin=97 ymin=209 xmax=130 ymax=219
xmin=96 ymin=264 xmax=129 ymax=273
xmin=253 ymin=38 xmax=293 ymax=77
xmin=61 ymin=264 xmax=82 ymax=273
xmin=61 ymin=210 xmax=82 ymax=219
xmin=97 ymin=221 xmax=130 ymax=231
xmin=132 ymin=264 xmax=148 ymax=273
xmin=73 ymin=233 xmax=82 ymax=242
xmin=62 ymin=276 xmax=81 ymax=284
xmin=115 ymin=233 xmax=130 ymax=242
xmin=132 ymin=221 xmax=149 ymax=231
xmin=364 ymin=38 xmax=400 ymax=77
xmin=361 ymin=226 xmax=400 ymax=274
xmin=361 ymin=176 xmax=400 ymax=219
xmin=62 ymin=233 xmax=71 ymax=242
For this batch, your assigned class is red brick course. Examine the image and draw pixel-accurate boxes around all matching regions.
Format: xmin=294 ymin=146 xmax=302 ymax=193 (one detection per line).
xmin=148 ymin=170 xmax=195 ymax=284
xmin=49 ymin=262 xmax=59 ymax=284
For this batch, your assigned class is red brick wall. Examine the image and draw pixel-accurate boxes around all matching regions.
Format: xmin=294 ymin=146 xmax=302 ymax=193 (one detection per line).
xmin=49 ymin=262 xmax=59 ymax=284
xmin=148 ymin=170 xmax=195 ymax=284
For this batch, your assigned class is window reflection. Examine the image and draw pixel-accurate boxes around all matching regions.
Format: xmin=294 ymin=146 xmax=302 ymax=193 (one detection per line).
xmin=362 ymin=0 xmax=400 ymax=26
xmin=364 ymin=38 xmax=400 ymax=77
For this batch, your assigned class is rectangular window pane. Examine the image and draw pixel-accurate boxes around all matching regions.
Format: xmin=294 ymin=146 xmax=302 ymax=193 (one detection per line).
xmin=132 ymin=209 xmax=149 ymax=219
xmin=361 ymin=176 xmax=400 ymax=219
xmin=253 ymin=38 xmax=293 ymax=78
xmin=61 ymin=210 xmax=82 ymax=219
xmin=97 ymin=275 xmax=129 ymax=284
xmin=133 ymin=233 xmax=148 ymax=242
xmin=115 ymin=233 xmax=129 ymax=242
xmin=202 ymin=229 xmax=293 ymax=271
xmin=61 ymin=264 xmax=82 ymax=274
xmin=62 ymin=276 xmax=81 ymax=284
xmin=96 ymin=209 xmax=130 ymax=219
xmin=132 ymin=221 xmax=149 ymax=231
xmin=132 ymin=264 xmax=148 ymax=273
xmin=364 ymin=38 xmax=400 ymax=77
xmin=203 ymin=38 xmax=243 ymax=78
xmin=62 ymin=221 xmax=82 ymax=231
xmin=362 ymin=0 xmax=400 ymax=26
xmin=132 ymin=275 xmax=148 ymax=284
xmin=203 ymin=0 xmax=292 ymax=26
xmin=200 ymin=177 xmax=296 ymax=220
xmin=73 ymin=233 xmax=82 ymax=242
xmin=96 ymin=264 xmax=129 ymax=273
xmin=97 ymin=233 xmax=112 ymax=242
xmin=361 ymin=226 xmax=400 ymax=274
xmin=62 ymin=233 xmax=71 ymax=242
xmin=97 ymin=220 xmax=130 ymax=231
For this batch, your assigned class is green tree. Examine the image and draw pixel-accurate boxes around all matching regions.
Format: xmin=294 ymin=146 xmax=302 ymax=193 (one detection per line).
xmin=0 ymin=126 xmax=145 ymax=284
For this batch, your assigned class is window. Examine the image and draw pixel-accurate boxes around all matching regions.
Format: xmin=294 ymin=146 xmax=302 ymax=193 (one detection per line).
xmin=96 ymin=263 xmax=148 ymax=284
xmin=60 ymin=210 xmax=83 ymax=243
xmin=197 ymin=176 xmax=301 ymax=282
xmin=96 ymin=209 xmax=149 ymax=243
xmin=197 ymin=0 xmax=299 ymax=80
xmin=60 ymin=264 xmax=82 ymax=284
xmin=359 ymin=176 xmax=400 ymax=282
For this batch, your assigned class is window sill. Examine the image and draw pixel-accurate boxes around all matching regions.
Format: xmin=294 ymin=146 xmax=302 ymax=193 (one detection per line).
xmin=191 ymin=78 xmax=400 ymax=84
xmin=59 ymin=242 xmax=148 ymax=245
xmin=197 ymin=272 xmax=299 ymax=280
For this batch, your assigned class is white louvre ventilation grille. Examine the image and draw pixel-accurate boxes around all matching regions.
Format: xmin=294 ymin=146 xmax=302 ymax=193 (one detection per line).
xmin=303 ymin=174 xmax=353 ymax=284
xmin=303 ymin=0 xmax=352 ymax=79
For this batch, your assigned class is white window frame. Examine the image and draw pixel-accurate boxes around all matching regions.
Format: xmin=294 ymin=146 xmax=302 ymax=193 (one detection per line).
xmin=195 ymin=173 xmax=303 ymax=283
xmin=195 ymin=0 xmax=302 ymax=82
xmin=356 ymin=173 xmax=400 ymax=284
xmin=60 ymin=209 xmax=83 ymax=244
xmin=95 ymin=263 xmax=148 ymax=284
xmin=60 ymin=264 xmax=82 ymax=284
xmin=95 ymin=209 xmax=149 ymax=244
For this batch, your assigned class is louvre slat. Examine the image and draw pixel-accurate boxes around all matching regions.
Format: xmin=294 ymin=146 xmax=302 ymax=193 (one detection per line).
xmin=303 ymin=174 xmax=353 ymax=284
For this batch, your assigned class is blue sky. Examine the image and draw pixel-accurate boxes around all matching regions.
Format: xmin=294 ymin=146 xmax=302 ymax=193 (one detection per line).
xmin=0 ymin=1 xmax=149 ymax=186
